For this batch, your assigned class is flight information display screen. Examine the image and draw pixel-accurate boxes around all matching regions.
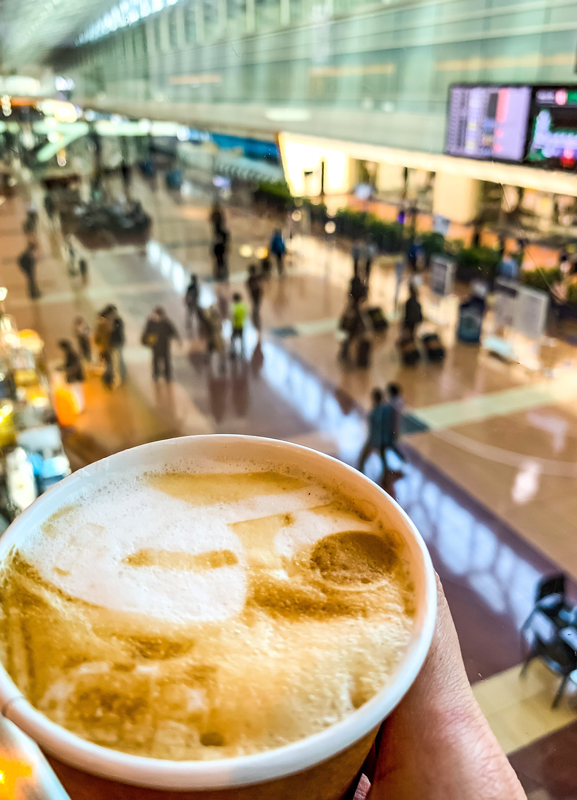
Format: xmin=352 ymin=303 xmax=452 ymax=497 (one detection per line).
xmin=445 ymin=85 xmax=532 ymax=162
xmin=526 ymin=87 xmax=577 ymax=170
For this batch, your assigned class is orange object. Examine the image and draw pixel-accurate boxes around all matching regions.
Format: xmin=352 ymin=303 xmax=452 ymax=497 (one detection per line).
xmin=0 ymin=757 xmax=32 ymax=799
xmin=54 ymin=386 xmax=81 ymax=426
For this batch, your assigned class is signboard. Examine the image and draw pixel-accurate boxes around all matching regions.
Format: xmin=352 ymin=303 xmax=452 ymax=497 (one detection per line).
xmin=513 ymin=285 xmax=549 ymax=340
xmin=434 ymin=214 xmax=451 ymax=236
xmin=430 ymin=255 xmax=456 ymax=297
xmin=445 ymin=85 xmax=531 ymax=162
xmin=493 ymin=278 xmax=518 ymax=328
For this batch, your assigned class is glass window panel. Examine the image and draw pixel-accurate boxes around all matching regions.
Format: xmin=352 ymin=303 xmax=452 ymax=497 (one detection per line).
xmin=226 ymin=0 xmax=247 ymax=36
xmin=255 ymin=0 xmax=280 ymax=31
xmin=154 ymin=15 xmax=163 ymax=51
xmin=183 ymin=1 xmax=197 ymax=42
xmin=169 ymin=8 xmax=179 ymax=48
xmin=203 ymin=0 xmax=220 ymax=40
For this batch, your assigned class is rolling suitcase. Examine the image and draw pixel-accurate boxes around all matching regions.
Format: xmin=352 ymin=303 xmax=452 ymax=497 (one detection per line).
xmin=367 ymin=306 xmax=389 ymax=333
xmin=422 ymin=333 xmax=445 ymax=362
xmin=398 ymin=335 xmax=420 ymax=366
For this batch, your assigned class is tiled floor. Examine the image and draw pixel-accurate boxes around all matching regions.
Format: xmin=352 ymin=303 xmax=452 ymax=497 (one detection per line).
xmin=2 ymin=170 xmax=577 ymax=796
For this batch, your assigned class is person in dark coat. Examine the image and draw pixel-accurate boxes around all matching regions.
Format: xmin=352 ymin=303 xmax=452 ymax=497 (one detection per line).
xmin=141 ymin=306 xmax=180 ymax=382
xmin=213 ymin=229 xmax=229 ymax=281
xmin=403 ymin=284 xmax=423 ymax=339
xmin=58 ymin=340 xmax=85 ymax=384
xmin=184 ymin=274 xmax=200 ymax=332
xmin=106 ymin=305 xmax=127 ymax=385
xmin=210 ymin=203 xmax=225 ymax=238
xmin=349 ymin=273 xmax=366 ymax=308
xmin=18 ymin=243 xmax=40 ymax=299
xmin=358 ymin=388 xmax=396 ymax=476
xmin=339 ymin=301 xmax=364 ymax=362
xmin=246 ymin=264 xmax=263 ymax=331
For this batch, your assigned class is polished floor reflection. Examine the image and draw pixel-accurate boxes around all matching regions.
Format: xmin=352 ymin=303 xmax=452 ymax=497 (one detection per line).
xmin=1 ymin=170 xmax=577 ymax=798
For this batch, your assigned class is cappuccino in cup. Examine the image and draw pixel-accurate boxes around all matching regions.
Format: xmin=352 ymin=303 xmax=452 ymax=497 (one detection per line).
xmin=0 ymin=459 xmax=415 ymax=762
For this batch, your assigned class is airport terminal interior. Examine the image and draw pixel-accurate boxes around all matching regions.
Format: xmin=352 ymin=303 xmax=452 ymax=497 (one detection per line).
xmin=1 ymin=0 xmax=577 ymax=797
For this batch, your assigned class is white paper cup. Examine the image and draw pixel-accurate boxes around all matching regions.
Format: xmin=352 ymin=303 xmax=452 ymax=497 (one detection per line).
xmin=0 ymin=435 xmax=436 ymax=797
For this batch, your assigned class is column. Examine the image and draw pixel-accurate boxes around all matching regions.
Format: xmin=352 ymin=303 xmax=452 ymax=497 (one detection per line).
xmin=433 ymin=172 xmax=481 ymax=225
xmin=218 ymin=0 xmax=227 ymax=35
xmin=246 ymin=0 xmax=255 ymax=32
xmin=280 ymin=0 xmax=290 ymax=25
xmin=176 ymin=4 xmax=187 ymax=48
xmin=195 ymin=0 xmax=205 ymax=43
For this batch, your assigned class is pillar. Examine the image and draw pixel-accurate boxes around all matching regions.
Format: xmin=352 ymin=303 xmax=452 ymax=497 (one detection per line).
xmin=376 ymin=163 xmax=405 ymax=194
xmin=433 ymin=172 xmax=481 ymax=225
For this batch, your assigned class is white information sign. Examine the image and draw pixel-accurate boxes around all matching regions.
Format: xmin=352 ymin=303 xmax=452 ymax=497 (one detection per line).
xmin=513 ymin=285 xmax=549 ymax=340
xmin=493 ymin=278 xmax=518 ymax=328
xmin=430 ymin=255 xmax=456 ymax=297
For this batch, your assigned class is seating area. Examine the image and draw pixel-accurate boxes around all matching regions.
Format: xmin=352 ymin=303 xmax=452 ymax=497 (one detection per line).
xmin=521 ymin=574 xmax=577 ymax=708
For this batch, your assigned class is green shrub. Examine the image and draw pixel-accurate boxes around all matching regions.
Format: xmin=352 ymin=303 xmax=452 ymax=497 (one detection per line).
xmin=520 ymin=267 xmax=562 ymax=293
xmin=254 ymin=181 xmax=294 ymax=209
xmin=566 ymin=282 xmax=577 ymax=306
xmin=457 ymin=246 xmax=501 ymax=277
xmin=419 ymin=231 xmax=446 ymax=263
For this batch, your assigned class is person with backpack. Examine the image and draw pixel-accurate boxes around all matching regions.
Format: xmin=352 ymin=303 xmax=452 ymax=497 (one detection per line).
xmin=141 ymin=306 xmax=180 ymax=382
xmin=18 ymin=243 xmax=40 ymax=299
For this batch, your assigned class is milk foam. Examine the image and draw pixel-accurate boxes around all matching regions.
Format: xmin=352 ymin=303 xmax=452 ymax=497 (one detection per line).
xmin=0 ymin=465 xmax=415 ymax=761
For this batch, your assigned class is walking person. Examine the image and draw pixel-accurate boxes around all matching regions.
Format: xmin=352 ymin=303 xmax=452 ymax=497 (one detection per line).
xmin=338 ymin=300 xmax=364 ymax=363
xmin=57 ymin=340 xmax=85 ymax=384
xmin=24 ymin=201 xmax=38 ymax=234
xmin=269 ymin=228 xmax=286 ymax=276
xmin=387 ymin=382 xmax=407 ymax=465
xmin=73 ymin=316 xmax=92 ymax=362
xmin=57 ymin=339 xmax=86 ymax=410
xmin=209 ymin=203 xmax=225 ymax=238
xmin=205 ymin=305 xmax=226 ymax=373
xmin=358 ymin=388 xmax=396 ymax=476
xmin=213 ymin=229 xmax=229 ymax=281
xmin=94 ymin=308 xmax=114 ymax=388
xmin=78 ymin=258 xmax=89 ymax=286
xmin=403 ymin=284 xmax=423 ymax=339
xmin=364 ymin=240 xmax=378 ymax=284
xmin=246 ymin=264 xmax=263 ymax=332
xmin=18 ymin=242 xmax=40 ymax=299
xmin=351 ymin=239 xmax=362 ymax=277
xmin=393 ymin=259 xmax=406 ymax=313
xmin=120 ymin=161 xmax=132 ymax=199
xmin=230 ymin=292 xmax=248 ymax=358
xmin=43 ymin=192 xmax=56 ymax=226
xmin=65 ymin=236 xmax=77 ymax=277
xmin=107 ymin=305 xmax=127 ymax=385
xmin=184 ymin=274 xmax=200 ymax=332
xmin=141 ymin=306 xmax=180 ymax=382
xmin=349 ymin=271 xmax=367 ymax=309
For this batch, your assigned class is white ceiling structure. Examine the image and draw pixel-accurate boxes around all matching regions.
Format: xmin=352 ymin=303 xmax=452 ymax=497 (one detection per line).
xmin=0 ymin=0 xmax=114 ymax=70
